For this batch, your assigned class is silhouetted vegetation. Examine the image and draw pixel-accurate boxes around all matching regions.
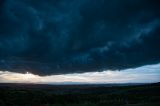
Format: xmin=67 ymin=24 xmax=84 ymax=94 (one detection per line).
xmin=0 ymin=83 xmax=160 ymax=106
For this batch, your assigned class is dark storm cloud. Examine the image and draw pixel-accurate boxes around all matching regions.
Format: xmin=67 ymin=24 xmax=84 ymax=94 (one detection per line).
xmin=0 ymin=0 xmax=160 ymax=75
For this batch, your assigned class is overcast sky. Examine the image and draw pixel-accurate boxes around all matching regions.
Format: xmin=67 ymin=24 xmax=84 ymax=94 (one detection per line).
xmin=0 ymin=0 xmax=160 ymax=83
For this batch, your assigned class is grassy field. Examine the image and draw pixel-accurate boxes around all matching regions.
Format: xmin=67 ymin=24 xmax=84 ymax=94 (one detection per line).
xmin=0 ymin=83 xmax=159 ymax=106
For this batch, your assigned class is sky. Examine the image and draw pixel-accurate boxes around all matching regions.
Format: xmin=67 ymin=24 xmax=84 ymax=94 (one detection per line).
xmin=0 ymin=63 xmax=160 ymax=84
xmin=0 ymin=0 xmax=160 ymax=83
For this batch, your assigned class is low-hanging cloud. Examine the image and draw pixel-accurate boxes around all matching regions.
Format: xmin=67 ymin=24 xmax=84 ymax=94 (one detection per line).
xmin=0 ymin=0 xmax=160 ymax=75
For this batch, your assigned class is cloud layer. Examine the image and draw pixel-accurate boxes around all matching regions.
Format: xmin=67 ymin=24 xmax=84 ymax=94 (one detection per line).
xmin=0 ymin=0 xmax=160 ymax=75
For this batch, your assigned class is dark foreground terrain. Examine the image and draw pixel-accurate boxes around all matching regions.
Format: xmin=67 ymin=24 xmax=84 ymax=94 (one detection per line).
xmin=0 ymin=83 xmax=160 ymax=106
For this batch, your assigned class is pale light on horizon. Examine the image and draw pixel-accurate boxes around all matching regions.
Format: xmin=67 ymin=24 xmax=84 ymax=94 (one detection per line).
xmin=0 ymin=63 xmax=160 ymax=84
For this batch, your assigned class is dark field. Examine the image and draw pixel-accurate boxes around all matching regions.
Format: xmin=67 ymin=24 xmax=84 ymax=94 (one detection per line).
xmin=0 ymin=83 xmax=160 ymax=106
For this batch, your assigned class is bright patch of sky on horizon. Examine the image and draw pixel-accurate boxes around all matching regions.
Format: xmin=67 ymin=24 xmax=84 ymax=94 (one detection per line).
xmin=0 ymin=63 xmax=159 ymax=84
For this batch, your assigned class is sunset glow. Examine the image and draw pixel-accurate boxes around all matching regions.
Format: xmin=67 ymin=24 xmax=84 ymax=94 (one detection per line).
xmin=0 ymin=63 xmax=160 ymax=84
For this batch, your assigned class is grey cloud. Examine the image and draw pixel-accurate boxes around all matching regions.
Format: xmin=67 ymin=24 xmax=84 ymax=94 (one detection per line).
xmin=0 ymin=0 xmax=160 ymax=75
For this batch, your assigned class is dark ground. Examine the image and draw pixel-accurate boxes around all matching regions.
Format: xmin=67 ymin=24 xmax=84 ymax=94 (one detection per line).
xmin=0 ymin=82 xmax=160 ymax=106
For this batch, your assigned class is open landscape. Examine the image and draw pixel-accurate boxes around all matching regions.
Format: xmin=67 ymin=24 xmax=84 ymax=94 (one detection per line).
xmin=0 ymin=0 xmax=160 ymax=106
xmin=0 ymin=82 xmax=159 ymax=106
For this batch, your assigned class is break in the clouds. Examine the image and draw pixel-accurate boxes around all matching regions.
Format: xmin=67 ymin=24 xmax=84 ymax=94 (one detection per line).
xmin=0 ymin=63 xmax=160 ymax=84
xmin=0 ymin=0 xmax=160 ymax=75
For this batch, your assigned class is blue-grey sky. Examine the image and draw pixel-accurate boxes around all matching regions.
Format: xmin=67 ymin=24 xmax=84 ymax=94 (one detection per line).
xmin=0 ymin=63 xmax=159 ymax=84
xmin=0 ymin=0 xmax=160 ymax=83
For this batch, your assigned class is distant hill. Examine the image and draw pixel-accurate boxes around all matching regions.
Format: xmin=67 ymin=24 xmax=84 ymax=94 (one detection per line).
xmin=0 ymin=82 xmax=157 ymax=88
xmin=0 ymin=82 xmax=160 ymax=106
xmin=0 ymin=82 xmax=159 ymax=94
